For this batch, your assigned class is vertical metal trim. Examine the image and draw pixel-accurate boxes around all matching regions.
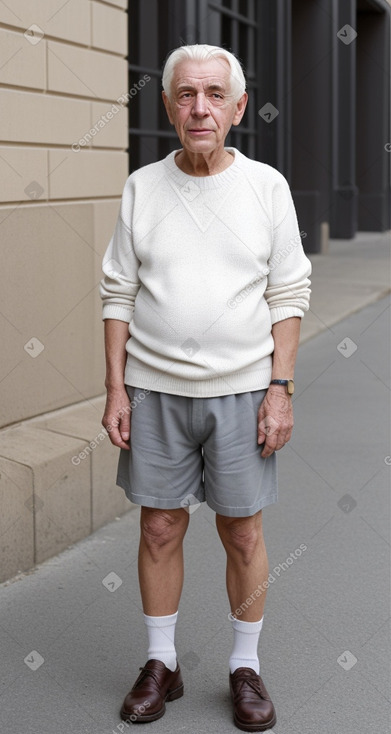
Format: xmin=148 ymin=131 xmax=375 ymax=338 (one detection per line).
xmin=275 ymin=0 xmax=292 ymax=179
xmin=330 ymin=0 xmax=358 ymax=236
xmin=198 ymin=0 xmax=210 ymax=40
xmin=331 ymin=0 xmax=339 ymax=190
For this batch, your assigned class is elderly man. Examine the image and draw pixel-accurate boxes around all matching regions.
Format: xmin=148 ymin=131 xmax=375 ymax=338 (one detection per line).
xmin=100 ymin=44 xmax=311 ymax=732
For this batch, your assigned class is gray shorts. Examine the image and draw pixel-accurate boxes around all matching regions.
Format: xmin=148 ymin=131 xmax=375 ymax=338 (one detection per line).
xmin=116 ymin=386 xmax=278 ymax=517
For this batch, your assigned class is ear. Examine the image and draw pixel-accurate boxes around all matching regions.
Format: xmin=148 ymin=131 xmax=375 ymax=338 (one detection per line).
xmin=162 ymin=91 xmax=175 ymax=125
xmin=232 ymin=92 xmax=248 ymax=126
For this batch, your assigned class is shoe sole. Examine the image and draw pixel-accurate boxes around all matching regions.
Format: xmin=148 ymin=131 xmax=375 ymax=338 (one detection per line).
xmin=233 ymin=711 xmax=277 ymax=732
xmin=120 ymin=683 xmax=184 ymax=723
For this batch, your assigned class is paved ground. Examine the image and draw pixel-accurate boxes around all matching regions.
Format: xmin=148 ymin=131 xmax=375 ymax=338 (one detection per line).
xmin=0 ymin=232 xmax=390 ymax=733
xmin=300 ymin=231 xmax=390 ymax=343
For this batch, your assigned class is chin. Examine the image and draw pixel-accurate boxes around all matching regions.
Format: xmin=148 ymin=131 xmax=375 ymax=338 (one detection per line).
xmin=183 ymin=138 xmax=217 ymax=153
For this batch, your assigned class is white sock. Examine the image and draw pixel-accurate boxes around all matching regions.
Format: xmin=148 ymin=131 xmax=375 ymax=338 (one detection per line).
xmin=143 ymin=611 xmax=178 ymax=672
xmin=229 ymin=616 xmax=264 ymax=674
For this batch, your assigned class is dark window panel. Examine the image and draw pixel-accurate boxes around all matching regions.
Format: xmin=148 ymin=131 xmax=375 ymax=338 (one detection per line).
xmin=128 ymin=0 xmax=262 ymax=170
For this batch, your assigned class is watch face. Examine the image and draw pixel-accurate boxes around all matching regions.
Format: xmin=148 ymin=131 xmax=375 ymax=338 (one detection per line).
xmin=287 ymin=380 xmax=295 ymax=395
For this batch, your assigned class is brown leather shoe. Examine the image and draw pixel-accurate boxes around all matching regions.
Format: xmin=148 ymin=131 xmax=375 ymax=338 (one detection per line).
xmin=120 ymin=659 xmax=183 ymax=723
xmin=230 ymin=667 xmax=277 ymax=732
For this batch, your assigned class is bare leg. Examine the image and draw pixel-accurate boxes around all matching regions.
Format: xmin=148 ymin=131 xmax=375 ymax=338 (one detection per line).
xmin=216 ymin=509 xmax=268 ymax=620
xmin=138 ymin=507 xmax=190 ymax=616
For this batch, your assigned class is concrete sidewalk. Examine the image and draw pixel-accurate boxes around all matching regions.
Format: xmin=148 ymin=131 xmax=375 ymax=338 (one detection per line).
xmin=301 ymin=230 xmax=390 ymax=343
xmin=0 ymin=232 xmax=390 ymax=734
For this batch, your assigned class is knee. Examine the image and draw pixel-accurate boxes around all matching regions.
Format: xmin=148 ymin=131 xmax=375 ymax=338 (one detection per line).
xmin=219 ymin=515 xmax=263 ymax=565
xmin=141 ymin=508 xmax=188 ymax=552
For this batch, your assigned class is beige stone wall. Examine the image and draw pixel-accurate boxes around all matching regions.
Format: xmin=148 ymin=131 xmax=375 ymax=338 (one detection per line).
xmin=0 ymin=0 xmax=133 ymax=583
xmin=0 ymin=0 xmax=128 ymax=427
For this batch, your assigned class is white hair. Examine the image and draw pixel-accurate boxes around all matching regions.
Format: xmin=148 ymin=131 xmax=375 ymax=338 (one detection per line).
xmin=162 ymin=44 xmax=246 ymax=101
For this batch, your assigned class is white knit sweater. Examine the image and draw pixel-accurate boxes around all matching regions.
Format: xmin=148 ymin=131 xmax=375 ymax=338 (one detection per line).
xmin=100 ymin=147 xmax=311 ymax=397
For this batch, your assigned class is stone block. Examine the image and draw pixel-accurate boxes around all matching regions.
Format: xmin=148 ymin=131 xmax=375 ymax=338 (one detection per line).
xmin=48 ymin=149 xmax=128 ymax=199
xmin=0 ymin=89 xmax=91 ymax=146
xmin=0 ymin=27 xmax=45 ymax=90
xmin=0 ymin=426 xmax=90 ymax=565
xmin=0 ymin=0 xmax=90 ymax=46
xmin=0 ymin=458 xmax=34 ymax=583
xmin=47 ymin=39 xmax=127 ymax=100
xmin=91 ymin=2 xmax=128 ymax=55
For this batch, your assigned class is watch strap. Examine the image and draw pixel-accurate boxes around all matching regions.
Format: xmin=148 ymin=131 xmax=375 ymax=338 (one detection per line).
xmin=270 ymin=379 xmax=295 ymax=395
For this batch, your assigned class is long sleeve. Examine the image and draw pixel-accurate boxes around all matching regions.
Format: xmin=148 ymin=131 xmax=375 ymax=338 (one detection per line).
xmin=98 ymin=148 xmax=311 ymax=397
xmin=264 ymin=177 xmax=312 ymax=325
xmin=99 ymin=179 xmax=141 ymax=322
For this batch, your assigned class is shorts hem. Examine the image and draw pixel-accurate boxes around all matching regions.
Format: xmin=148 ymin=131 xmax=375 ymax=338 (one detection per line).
xmin=116 ymin=475 xmax=277 ymax=516
xmin=116 ymin=476 xmax=206 ymax=510
xmin=205 ymin=492 xmax=278 ymax=517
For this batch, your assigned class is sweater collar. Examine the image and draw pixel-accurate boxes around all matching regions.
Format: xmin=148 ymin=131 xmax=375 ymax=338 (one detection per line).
xmin=163 ymin=147 xmax=242 ymax=190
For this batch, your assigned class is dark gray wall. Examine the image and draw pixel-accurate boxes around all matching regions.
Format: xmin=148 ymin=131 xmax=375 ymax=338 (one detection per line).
xmin=356 ymin=4 xmax=391 ymax=231
xmin=128 ymin=0 xmax=391 ymax=249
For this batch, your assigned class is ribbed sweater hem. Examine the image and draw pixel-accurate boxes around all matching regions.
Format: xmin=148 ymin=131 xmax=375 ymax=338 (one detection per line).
xmin=124 ymin=357 xmax=272 ymax=397
xmin=102 ymin=304 xmax=133 ymax=321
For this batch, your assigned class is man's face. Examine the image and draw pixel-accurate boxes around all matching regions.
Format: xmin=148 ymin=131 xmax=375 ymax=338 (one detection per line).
xmin=162 ymin=57 xmax=247 ymax=155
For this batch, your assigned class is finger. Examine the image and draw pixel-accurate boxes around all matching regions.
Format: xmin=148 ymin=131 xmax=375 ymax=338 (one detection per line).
xmin=257 ymin=410 xmax=268 ymax=445
xmin=120 ymin=410 xmax=131 ymax=442
xmin=273 ymin=426 xmax=286 ymax=450
xmin=258 ymin=412 xmax=279 ymax=448
xmin=105 ymin=418 xmax=130 ymax=450
xmin=261 ymin=443 xmax=274 ymax=458
xmin=261 ymin=432 xmax=278 ymax=458
xmin=257 ymin=428 xmax=266 ymax=445
xmin=110 ymin=428 xmax=130 ymax=450
xmin=257 ymin=413 xmax=266 ymax=444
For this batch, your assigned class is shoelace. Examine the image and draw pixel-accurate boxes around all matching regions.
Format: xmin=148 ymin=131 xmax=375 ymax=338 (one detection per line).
xmin=232 ymin=674 xmax=269 ymax=700
xmin=133 ymin=666 xmax=162 ymax=690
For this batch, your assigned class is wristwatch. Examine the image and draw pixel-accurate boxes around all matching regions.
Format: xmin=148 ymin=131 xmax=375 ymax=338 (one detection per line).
xmin=269 ymin=379 xmax=295 ymax=395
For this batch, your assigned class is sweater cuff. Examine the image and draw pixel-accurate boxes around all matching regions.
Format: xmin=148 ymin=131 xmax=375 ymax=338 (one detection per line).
xmin=102 ymin=304 xmax=133 ymax=322
xmin=269 ymin=306 xmax=305 ymax=325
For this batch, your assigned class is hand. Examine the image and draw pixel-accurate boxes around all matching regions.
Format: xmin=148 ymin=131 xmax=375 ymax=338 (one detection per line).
xmin=102 ymin=386 xmax=131 ymax=449
xmin=257 ymin=387 xmax=294 ymax=458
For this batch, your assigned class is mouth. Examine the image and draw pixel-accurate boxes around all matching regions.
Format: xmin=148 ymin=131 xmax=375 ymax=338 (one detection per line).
xmin=187 ymin=129 xmax=213 ymax=135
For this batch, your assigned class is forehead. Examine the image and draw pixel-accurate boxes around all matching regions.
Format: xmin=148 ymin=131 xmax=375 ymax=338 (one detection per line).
xmin=172 ymin=57 xmax=231 ymax=89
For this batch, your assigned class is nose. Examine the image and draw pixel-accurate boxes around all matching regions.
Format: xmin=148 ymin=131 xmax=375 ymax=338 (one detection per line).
xmin=192 ymin=92 xmax=208 ymax=116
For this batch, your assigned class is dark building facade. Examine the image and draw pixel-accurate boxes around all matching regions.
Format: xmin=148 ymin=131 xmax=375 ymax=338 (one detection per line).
xmin=128 ymin=0 xmax=391 ymax=252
